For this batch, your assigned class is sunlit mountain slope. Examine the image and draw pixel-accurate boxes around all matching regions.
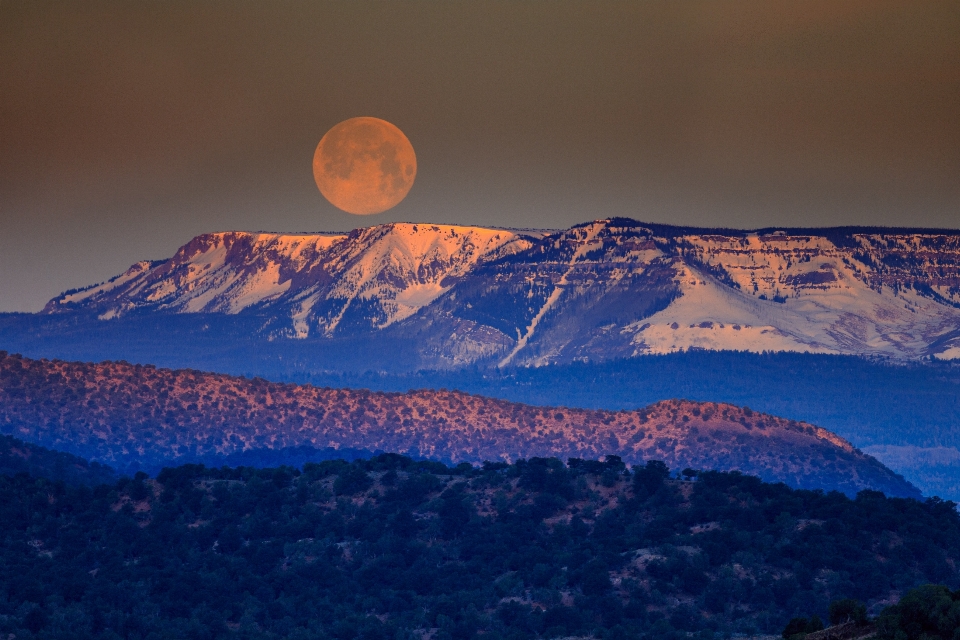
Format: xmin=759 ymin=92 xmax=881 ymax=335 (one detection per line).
xmin=0 ymin=352 xmax=920 ymax=498
xmin=37 ymin=219 xmax=960 ymax=367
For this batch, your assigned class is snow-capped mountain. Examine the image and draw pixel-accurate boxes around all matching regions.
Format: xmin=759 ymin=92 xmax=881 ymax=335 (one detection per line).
xmin=40 ymin=218 xmax=960 ymax=367
xmin=625 ymin=230 xmax=960 ymax=362
xmin=47 ymin=224 xmax=536 ymax=336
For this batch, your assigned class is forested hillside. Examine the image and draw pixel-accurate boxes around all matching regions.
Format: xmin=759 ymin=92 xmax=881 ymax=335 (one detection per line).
xmin=0 ymin=456 xmax=955 ymax=640
xmin=0 ymin=352 xmax=919 ymax=497
xmin=285 ymin=352 xmax=960 ymax=500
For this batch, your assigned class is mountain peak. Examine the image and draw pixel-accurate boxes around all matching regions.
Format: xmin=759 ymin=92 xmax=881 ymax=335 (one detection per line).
xmin=43 ymin=223 xmax=533 ymax=331
xmin=37 ymin=218 xmax=960 ymax=363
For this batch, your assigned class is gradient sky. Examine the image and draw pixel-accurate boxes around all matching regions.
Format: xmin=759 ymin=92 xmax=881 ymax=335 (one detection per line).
xmin=1 ymin=1 xmax=958 ymax=312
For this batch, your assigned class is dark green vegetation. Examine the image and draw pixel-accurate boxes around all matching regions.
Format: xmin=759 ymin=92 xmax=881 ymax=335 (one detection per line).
xmin=875 ymin=585 xmax=960 ymax=640
xmin=0 ymin=433 xmax=115 ymax=486
xmin=781 ymin=614 xmax=824 ymax=639
xmin=787 ymin=585 xmax=960 ymax=640
xmin=780 ymin=598 xmax=869 ymax=640
xmin=0 ymin=455 xmax=958 ymax=640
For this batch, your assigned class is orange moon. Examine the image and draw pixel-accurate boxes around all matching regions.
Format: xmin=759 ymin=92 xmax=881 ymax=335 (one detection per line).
xmin=313 ymin=117 xmax=417 ymax=215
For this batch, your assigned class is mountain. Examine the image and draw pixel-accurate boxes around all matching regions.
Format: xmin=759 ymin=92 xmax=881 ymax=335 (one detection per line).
xmin=28 ymin=218 xmax=960 ymax=370
xmin=45 ymin=224 xmax=536 ymax=340
xmin=0 ymin=352 xmax=919 ymax=498
xmin=0 ymin=455 xmax=954 ymax=640
xmin=0 ymin=433 xmax=116 ymax=485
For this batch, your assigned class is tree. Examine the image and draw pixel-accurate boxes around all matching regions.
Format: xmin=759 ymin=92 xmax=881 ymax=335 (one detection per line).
xmin=333 ymin=463 xmax=372 ymax=495
xmin=633 ymin=460 xmax=669 ymax=498
xmin=782 ymin=615 xmax=824 ymax=639
xmin=876 ymin=585 xmax=960 ymax=640
xmin=829 ymin=598 xmax=867 ymax=625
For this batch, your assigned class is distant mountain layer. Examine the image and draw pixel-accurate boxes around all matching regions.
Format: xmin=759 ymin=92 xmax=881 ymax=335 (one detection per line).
xmin=0 ymin=433 xmax=115 ymax=485
xmin=35 ymin=218 xmax=960 ymax=367
xmin=0 ymin=352 xmax=920 ymax=498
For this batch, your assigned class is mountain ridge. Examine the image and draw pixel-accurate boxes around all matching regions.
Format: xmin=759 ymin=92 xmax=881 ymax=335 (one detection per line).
xmin=0 ymin=352 xmax=920 ymax=498
xmin=33 ymin=218 xmax=960 ymax=366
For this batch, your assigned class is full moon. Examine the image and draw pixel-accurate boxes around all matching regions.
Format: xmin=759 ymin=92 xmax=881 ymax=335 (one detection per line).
xmin=313 ymin=117 xmax=417 ymax=215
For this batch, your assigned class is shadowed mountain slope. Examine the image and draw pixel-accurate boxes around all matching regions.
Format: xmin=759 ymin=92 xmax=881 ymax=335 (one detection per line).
xmin=0 ymin=352 xmax=919 ymax=498
xmin=0 ymin=433 xmax=116 ymax=485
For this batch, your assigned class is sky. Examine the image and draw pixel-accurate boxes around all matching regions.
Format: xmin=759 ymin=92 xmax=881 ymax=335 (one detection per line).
xmin=1 ymin=1 xmax=958 ymax=312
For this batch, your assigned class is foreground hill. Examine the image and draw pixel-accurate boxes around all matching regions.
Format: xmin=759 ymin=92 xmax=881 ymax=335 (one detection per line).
xmin=0 ymin=456 xmax=954 ymax=639
xmin=20 ymin=218 xmax=960 ymax=371
xmin=0 ymin=352 xmax=919 ymax=497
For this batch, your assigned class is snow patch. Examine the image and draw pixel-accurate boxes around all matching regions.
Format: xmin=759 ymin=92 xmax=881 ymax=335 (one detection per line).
xmin=626 ymin=256 xmax=960 ymax=359
xmin=935 ymin=346 xmax=960 ymax=360
xmin=499 ymin=222 xmax=606 ymax=367
xmin=633 ymin=322 xmax=818 ymax=355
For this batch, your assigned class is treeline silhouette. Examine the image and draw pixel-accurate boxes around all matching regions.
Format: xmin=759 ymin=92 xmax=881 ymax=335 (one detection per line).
xmin=0 ymin=454 xmax=957 ymax=640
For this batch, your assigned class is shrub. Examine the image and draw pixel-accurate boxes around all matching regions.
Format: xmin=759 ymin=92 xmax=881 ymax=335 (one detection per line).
xmin=334 ymin=463 xmax=372 ymax=495
xmin=829 ymin=598 xmax=867 ymax=625
xmin=782 ymin=615 xmax=824 ymax=639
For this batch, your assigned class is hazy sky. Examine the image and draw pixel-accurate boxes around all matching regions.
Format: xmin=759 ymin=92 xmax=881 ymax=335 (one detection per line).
xmin=1 ymin=1 xmax=958 ymax=311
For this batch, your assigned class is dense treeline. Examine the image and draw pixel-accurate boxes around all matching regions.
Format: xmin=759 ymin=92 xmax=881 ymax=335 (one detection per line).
xmin=875 ymin=585 xmax=960 ymax=640
xmin=788 ymin=584 xmax=960 ymax=640
xmin=0 ymin=455 xmax=957 ymax=640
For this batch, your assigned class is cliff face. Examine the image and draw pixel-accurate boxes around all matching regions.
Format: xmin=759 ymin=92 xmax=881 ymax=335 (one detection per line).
xmin=39 ymin=218 xmax=960 ymax=364
xmin=0 ymin=352 xmax=920 ymax=498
